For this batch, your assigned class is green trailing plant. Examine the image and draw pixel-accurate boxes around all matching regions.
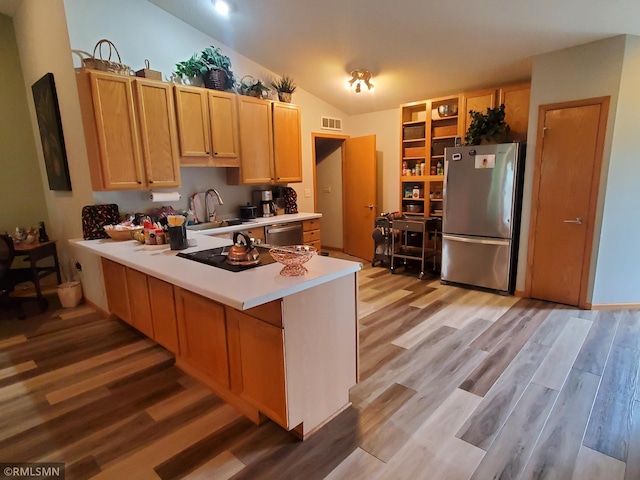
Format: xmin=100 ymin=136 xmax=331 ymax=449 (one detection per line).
xmin=271 ymin=75 xmax=297 ymax=94
xmin=174 ymin=46 xmax=235 ymax=89
xmin=465 ymin=104 xmax=510 ymax=145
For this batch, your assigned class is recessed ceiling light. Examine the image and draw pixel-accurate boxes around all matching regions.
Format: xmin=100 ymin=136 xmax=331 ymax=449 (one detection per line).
xmin=213 ymin=0 xmax=230 ymax=17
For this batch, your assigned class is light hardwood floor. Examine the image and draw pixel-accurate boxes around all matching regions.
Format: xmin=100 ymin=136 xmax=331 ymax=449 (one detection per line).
xmin=0 ymin=261 xmax=638 ymax=480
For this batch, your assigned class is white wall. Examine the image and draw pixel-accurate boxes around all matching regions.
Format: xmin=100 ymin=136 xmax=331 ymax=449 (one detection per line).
xmin=515 ymin=35 xmax=625 ymax=300
xmin=316 ymin=144 xmax=343 ymax=248
xmin=0 ymin=14 xmax=48 ymax=235
xmin=592 ymin=35 xmax=640 ymax=304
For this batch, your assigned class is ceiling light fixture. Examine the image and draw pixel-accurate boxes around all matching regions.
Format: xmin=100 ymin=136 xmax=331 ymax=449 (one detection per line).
xmin=213 ymin=0 xmax=230 ymax=16
xmin=348 ymin=69 xmax=374 ymax=93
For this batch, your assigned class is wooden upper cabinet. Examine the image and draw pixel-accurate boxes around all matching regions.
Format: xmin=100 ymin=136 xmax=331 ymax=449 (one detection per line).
xmin=462 ymin=88 xmax=498 ymax=137
xmin=273 ymin=102 xmax=302 ymax=183
xmin=85 ymin=70 xmax=144 ymax=189
xmin=134 ymin=79 xmax=180 ymax=188
xmin=208 ymin=90 xmax=240 ymax=166
xmin=500 ymin=82 xmax=531 ymax=142
xmin=173 ymin=86 xmax=240 ymax=167
xmin=175 ymin=288 xmax=230 ymax=388
xmin=174 ymin=85 xmax=211 ymax=161
xmin=236 ymin=96 xmax=275 ymax=184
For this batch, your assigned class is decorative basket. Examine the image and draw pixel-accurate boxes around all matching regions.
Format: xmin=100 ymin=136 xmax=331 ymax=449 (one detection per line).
xmin=203 ymin=68 xmax=228 ymax=90
xmin=135 ymin=59 xmax=162 ymax=80
xmin=83 ymin=39 xmax=131 ymax=76
xmin=278 ymin=92 xmax=292 ymax=103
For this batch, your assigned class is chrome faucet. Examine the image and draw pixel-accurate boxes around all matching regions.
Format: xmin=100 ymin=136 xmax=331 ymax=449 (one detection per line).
xmin=205 ymin=188 xmax=224 ymax=222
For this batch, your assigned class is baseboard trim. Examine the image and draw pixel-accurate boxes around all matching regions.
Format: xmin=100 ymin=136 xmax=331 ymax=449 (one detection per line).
xmin=589 ymin=302 xmax=640 ymax=310
xmin=84 ymin=298 xmax=110 ymax=317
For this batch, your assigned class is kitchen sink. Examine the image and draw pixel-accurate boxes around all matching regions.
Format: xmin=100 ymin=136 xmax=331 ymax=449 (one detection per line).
xmin=186 ymin=221 xmax=225 ymax=231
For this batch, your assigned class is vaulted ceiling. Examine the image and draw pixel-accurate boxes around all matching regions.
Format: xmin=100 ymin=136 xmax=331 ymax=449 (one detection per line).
xmin=3 ymin=0 xmax=640 ymax=115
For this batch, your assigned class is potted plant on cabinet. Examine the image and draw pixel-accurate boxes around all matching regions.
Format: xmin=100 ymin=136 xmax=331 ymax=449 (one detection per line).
xmin=173 ymin=46 xmax=236 ymax=90
xmin=200 ymin=46 xmax=236 ymax=90
xmin=465 ymin=104 xmax=510 ymax=145
xmin=271 ymin=75 xmax=297 ymax=103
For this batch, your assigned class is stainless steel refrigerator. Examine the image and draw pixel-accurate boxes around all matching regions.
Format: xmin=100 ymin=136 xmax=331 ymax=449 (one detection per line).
xmin=441 ymin=143 xmax=524 ymax=293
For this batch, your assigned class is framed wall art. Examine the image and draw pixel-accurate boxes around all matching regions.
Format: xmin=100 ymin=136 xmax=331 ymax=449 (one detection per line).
xmin=31 ymin=72 xmax=72 ymax=191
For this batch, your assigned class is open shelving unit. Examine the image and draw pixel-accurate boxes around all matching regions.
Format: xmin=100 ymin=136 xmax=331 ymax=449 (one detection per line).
xmin=399 ymin=95 xmax=464 ymax=219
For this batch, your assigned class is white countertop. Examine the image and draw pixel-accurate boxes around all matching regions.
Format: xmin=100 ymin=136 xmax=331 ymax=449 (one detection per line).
xmin=190 ymin=212 xmax=322 ymax=235
xmin=70 ymin=215 xmax=361 ymax=311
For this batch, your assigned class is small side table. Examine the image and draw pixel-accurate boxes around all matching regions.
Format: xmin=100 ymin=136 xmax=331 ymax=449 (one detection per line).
xmin=14 ymin=241 xmax=62 ymax=310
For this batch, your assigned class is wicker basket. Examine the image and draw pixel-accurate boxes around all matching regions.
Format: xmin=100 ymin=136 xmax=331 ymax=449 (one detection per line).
xmin=135 ymin=59 xmax=162 ymax=80
xmin=203 ymin=68 xmax=228 ymax=90
xmin=83 ymin=39 xmax=131 ymax=76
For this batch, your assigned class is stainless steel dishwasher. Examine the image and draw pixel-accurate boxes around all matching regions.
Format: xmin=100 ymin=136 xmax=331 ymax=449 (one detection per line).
xmin=265 ymin=222 xmax=303 ymax=246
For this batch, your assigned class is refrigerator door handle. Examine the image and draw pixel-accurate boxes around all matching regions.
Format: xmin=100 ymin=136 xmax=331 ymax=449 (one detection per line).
xmin=443 ymin=234 xmax=510 ymax=246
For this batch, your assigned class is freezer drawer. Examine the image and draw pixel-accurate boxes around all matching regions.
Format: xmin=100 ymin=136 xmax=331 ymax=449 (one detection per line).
xmin=441 ymin=234 xmax=512 ymax=292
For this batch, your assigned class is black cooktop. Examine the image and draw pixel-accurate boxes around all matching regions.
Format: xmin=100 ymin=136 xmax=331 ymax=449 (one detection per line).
xmin=177 ymin=245 xmax=276 ymax=273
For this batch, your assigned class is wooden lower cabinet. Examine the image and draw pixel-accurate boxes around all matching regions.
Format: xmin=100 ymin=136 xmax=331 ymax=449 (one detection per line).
xmin=102 ymin=258 xmax=179 ymax=354
xmin=148 ymin=276 xmax=180 ymax=353
xmin=174 ymin=288 xmax=230 ymax=388
xmin=226 ymin=307 xmax=288 ymax=428
xmin=101 ymin=258 xmax=131 ymax=324
xmin=125 ymin=268 xmax=155 ymax=338
xmin=302 ymin=219 xmax=321 ymax=250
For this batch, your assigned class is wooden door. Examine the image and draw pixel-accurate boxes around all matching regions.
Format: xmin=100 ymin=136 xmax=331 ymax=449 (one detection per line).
xmin=148 ymin=276 xmax=179 ymax=354
xmin=174 ymin=85 xmax=211 ymax=163
xmin=88 ymin=71 xmax=144 ymax=189
xmin=208 ymin=90 xmax=240 ymax=166
xmin=135 ymin=79 xmax=180 ymax=188
xmin=175 ymin=288 xmax=229 ymax=387
xmin=237 ymin=96 xmax=274 ymax=184
xmin=527 ymin=98 xmax=609 ymax=307
xmin=125 ymin=268 xmax=155 ymax=338
xmin=101 ymin=258 xmax=131 ymax=324
xmin=226 ymin=308 xmax=288 ymax=427
xmin=462 ymin=88 xmax=497 ymax=136
xmin=273 ymin=103 xmax=302 ymax=182
xmin=500 ymin=82 xmax=531 ymax=142
xmin=343 ymin=135 xmax=377 ymax=260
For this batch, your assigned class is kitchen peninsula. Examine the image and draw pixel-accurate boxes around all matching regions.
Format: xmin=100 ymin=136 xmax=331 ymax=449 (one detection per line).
xmin=71 ymin=230 xmax=361 ymax=439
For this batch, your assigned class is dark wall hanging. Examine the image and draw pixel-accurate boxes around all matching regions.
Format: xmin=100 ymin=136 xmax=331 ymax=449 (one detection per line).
xmin=31 ymin=72 xmax=72 ymax=191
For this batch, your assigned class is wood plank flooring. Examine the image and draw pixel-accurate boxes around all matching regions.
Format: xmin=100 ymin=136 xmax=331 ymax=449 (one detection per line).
xmin=1 ymin=261 xmax=639 ymax=479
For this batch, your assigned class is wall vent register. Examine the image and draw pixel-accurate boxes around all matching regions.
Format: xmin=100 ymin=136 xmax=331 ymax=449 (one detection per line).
xmin=321 ymin=116 xmax=342 ymax=131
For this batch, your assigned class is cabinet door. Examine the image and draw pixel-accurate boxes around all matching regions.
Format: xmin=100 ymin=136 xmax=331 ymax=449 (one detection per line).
xmin=135 ymin=79 xmax=181 ymax=188
xmin=174 ymin=85 xmax=211 ymax=162
xmin=272 ymin=102 xmax=302 ymax=183
xmin=462 ymin=88 xmax=498 ymax=137
xmin=125 ymin=268 xmax=155 ymax=338
xmin=500 ymin=83 xmax=531 ymax=142
xmin=238 ymin=96 xmax=274 ymax=184
xmin=208 ymin=90 xmax=240 ymax=166
xmin=101 ymin=258 xmax=131 ymax=324
xmin=175 ymin=288 xmax=229 ymax=388
xmin=88 ymin=71 xmax=144 ymax=189
xmin=148 ymin=276 xmax=179 ymax=354
xmin=226 ymin=308 xmax=287 ymax=427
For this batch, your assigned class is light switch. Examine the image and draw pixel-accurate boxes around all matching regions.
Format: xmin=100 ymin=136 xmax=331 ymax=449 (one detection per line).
xmin=323 ymin=186 xmax=332 ymax=193
xmin=304 ymin=188 xmax=311 ymax=198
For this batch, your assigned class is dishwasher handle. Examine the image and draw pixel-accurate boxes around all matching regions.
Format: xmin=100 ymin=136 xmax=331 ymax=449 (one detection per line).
xmin=266 ymin=224 xmax=301 ymax=234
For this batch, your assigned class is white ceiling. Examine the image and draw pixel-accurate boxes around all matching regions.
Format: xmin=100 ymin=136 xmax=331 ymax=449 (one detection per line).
xmin=3 ymin=0 xmax=640 ymax=115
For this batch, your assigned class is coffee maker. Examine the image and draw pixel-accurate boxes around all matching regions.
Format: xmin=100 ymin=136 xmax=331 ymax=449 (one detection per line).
xmin=252 ymin=190 xmax=276 ymax=217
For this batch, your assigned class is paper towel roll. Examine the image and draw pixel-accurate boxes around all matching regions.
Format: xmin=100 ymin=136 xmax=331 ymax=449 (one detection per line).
xmin=149 ymin=192 xmax=181 ymax=203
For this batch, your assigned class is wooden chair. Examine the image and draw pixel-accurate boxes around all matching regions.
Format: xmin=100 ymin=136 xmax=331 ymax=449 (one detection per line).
xmin=0 ymin=234 xmax=42 ymax=319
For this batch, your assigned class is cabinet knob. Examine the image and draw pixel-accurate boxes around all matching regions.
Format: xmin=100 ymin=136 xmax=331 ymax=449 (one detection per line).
xmin=148 ymin=180 xmax=154 ymax=184
xmin=137 ymin=181 xmax=142 ymax=184
xmin=214 ymin=152 xmax=218 ymax=156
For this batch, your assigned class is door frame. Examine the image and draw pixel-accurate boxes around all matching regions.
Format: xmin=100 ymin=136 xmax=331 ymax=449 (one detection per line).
xmin=311 ymin=132 xmax=350 ymax=248
xmin=524 ymin=96 xmax=610 ymax=308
